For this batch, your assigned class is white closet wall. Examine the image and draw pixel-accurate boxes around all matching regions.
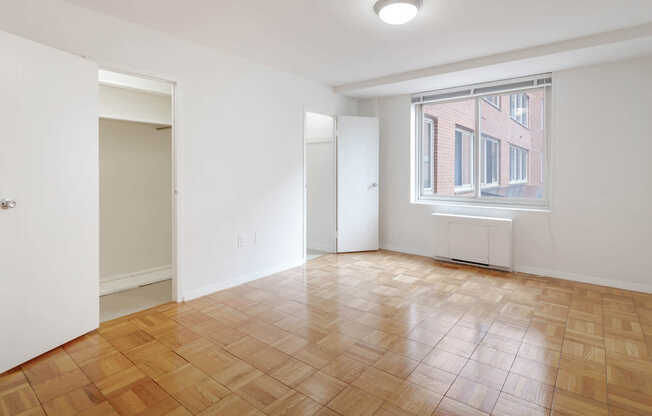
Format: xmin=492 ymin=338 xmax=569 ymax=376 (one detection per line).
xmin=99 ymin=79 xmax=173 ymax=295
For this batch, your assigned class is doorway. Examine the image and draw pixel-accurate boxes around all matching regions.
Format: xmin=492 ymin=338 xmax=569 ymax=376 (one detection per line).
xmin=98 ymin=70 xmax=176 ymax=321
xmin=304 ymin=112 xmax=337 ymax=260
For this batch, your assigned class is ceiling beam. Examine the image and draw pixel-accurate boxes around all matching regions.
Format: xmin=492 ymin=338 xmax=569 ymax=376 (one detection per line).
xmin=334 ymin=22 xmax=652 ymax=95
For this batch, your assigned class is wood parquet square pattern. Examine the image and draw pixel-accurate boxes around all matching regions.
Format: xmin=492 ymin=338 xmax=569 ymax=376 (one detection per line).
xmin=3 ymin=250 xmax=652 ymax=416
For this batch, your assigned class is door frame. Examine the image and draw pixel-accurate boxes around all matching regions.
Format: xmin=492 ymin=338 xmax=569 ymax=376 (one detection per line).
xmin=302 ymin=110 xmax=337 ymax=259
xmin=99 ymin=66 xmax=181 ymax=302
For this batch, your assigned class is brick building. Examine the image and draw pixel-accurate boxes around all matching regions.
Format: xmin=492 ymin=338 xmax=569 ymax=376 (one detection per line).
xmin=422 ymin=90 xmax=545 ymax=198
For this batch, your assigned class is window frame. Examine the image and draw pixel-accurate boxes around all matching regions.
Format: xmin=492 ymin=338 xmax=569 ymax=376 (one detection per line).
xmin=420 ymin=116 xmax=436 ymax=194
xmin=411 ymin=74 xmax=551 ymax=210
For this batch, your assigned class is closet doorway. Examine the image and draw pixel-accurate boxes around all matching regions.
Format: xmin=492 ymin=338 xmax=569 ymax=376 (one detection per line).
xmin=98 ymin=70 xmax=176 ymax=322
xmin=304 ymin=112 xmax=337 ymax=260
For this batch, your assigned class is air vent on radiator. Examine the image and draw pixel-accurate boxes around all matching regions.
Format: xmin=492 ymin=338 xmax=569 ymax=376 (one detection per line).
xmin=451 ymin=258 xmax=490 ymax=267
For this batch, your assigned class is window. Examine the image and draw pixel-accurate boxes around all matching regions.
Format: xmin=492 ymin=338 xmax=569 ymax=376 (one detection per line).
xmin=510 ymin=93 xmax=529 ymax=127
xmin=510 ymin=145 xmax=528 ymax=183
xmin=483 ymin=95 xmax=500 ymax=109
xmin=455 ymin=127 xmax=474 ymax=193
xmin=482 ymin=135 xmax=500 ymax=187
xmin=412 ymin=74 xmax=550 ymax=207
xmin=421 ymin=117 xmax=435 ymax=192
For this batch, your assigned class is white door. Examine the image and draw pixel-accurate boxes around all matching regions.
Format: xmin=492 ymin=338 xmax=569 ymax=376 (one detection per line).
xmin=0 ymin=31 xmax=99 ymax=372
xmin=337 ymin=116 xmax=379 ymax=253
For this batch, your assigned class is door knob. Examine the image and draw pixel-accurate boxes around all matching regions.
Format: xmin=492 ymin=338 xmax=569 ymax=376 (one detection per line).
xmin=0 ymin=199 xmax=17 ymax=209
xmin=371 ymin=183 xmax=378 ymax=188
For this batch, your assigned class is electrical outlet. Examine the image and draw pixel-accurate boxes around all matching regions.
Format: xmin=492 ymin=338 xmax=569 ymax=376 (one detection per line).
xmin=236 ymin=232 xmax=256 ymax=248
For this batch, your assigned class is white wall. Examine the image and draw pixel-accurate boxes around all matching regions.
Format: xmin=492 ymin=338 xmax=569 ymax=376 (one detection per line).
xmin=364 ymin=56 xmax=652 ymax=293
xmin=99 ymin=85 xmax=171 ymax=125
xmin=305 ymin=113 xmax=335 ymax=253
xmin=0 ymin=0 xmax=357 ymax=300
xmin=99 ymin=118 xmax=172 ymax=280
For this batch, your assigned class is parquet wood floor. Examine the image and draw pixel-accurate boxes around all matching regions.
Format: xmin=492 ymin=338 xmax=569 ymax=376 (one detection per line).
xmin=3 ymin=250 xmax=652 ymax=416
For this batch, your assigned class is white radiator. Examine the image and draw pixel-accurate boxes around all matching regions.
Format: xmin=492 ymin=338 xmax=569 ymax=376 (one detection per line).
xmin=433 ymin=213 xmax=513 ymax=270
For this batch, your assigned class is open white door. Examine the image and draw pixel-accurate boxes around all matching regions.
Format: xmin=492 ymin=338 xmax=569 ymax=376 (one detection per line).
xmin=0 ymin=31 xmax=99 ymax=372
xmin=337 ymin=116 xmax=379 ymax=253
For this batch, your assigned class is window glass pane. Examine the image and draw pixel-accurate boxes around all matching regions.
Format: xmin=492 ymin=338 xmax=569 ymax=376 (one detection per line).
xmin=481 ymin=88 xmax=545 ymax=199
xmin=420 ymin=98 xmax=475 ymax=197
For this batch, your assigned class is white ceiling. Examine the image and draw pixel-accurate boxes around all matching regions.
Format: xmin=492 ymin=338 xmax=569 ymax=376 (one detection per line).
xmin=67 ymin=0 xmax=652 ymax=89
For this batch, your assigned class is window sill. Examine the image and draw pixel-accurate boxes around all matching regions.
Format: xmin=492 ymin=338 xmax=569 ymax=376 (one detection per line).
xmin=454 ymin=186 xmax=474 ymax=194
xmin=413 ymin=198 xmax=550 ymax=213
xmin=509 ymin=118 xmax=529 ymax=129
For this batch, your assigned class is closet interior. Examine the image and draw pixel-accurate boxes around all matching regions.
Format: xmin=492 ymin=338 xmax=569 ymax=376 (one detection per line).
xmin=98 ymin=70 xmax=174 ymax=322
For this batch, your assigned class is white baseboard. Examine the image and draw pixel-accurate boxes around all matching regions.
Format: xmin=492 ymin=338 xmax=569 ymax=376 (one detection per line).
xmin=380 ymin=243 xmax=432 ymax=258
xmin=514 ymin=265 xmax=652 ymax=294
xmin=181 ymin=258 xmax=306 ymax=301
xmin=100 ymin=265 xmax=173 ymax=296
xmin=382 ymin=244 xmax=652 ymax=294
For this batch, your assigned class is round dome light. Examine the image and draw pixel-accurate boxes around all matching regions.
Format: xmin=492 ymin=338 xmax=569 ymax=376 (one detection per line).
xmin=374 ymin=0 xmax=421 ymax=25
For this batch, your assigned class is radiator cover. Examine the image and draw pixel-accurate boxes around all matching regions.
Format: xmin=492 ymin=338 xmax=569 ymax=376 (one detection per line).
xmin=433 ymin=213 xmax=513 ymax=270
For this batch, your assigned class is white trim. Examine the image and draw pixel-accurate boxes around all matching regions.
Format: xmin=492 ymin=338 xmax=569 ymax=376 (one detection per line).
xmin=98 ymin=69 xmax=171 ymax=96
xmin=100 ymin=265 xmax=173 ymax=296
xmin=515 ymin=265 xmax=652 ymax=294
xmin=181 ymin=258 xmax=305 ymax=301
xmin=432 ymin=212 xmax=512 ymax=222
xmin=98 ymin=115 xmax=171 ymax=127
xmin=413 ymin=199 xmax=551 ymax=212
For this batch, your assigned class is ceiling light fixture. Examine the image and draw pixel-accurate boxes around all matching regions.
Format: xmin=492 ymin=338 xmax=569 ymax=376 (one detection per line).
xmin=374 ymin=0 xmax=421 ymax=25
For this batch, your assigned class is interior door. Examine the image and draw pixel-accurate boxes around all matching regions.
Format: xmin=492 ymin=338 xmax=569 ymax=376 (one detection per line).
xmin=0 ymin=31 xmax=99 ymax=372
xmin=337 ymin=116 xmax=379 ymax=253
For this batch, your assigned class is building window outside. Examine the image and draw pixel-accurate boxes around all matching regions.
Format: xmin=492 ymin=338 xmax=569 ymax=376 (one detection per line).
xmin=482 ymin=135 xmax=500 ymax=187
xmin=510 ymin=93 xmax=529 ymax=127
xmin=483 ymin=95 xmax=500 ymax=109
xmin=455 ymin=127 xmax=474 ymax=193
xmin=510 ymin=144 xmax=528 ymax=183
